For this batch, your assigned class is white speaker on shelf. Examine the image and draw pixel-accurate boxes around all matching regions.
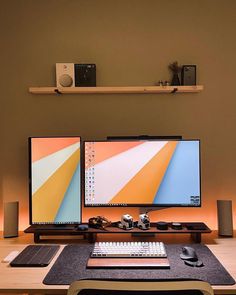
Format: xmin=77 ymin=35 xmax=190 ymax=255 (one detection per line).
xmin=3 ymin=201 xmax=19 ymax=238
xmin=217 ymin=200 xmax=233 ymax=236
xmin=56 ymin=63 xmax=75 ymax=87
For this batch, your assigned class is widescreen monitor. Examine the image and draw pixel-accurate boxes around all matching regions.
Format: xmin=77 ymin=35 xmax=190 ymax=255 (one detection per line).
xmin=84 ymin=139 xmax=201 ymax=207
xmin=29 ymin=136 xmax=81 ymax=224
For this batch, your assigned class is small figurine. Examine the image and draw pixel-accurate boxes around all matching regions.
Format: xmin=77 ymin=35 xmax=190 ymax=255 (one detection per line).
xmin=119 ymin=214 xmax=134 ymax=230
xmin=138 ymin=213 xmax=150 ymax=230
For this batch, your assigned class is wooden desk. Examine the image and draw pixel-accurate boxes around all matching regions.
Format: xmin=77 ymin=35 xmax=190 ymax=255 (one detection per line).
xmin=0 ymin=232 xmax=235 ymax=294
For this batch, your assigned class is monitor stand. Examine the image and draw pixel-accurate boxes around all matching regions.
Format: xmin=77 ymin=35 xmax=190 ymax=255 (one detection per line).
xmin=139 ymin=206 xmax=167 ymax=214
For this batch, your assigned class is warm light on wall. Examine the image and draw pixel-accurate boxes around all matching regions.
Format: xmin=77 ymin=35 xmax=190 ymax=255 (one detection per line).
xmin=1 ymin=175 xmax=235 ymax=232
xmin=0 ymin=212 xmax=3 ymax=231
xmin=16 ymin=206 xmax=235 ymax=232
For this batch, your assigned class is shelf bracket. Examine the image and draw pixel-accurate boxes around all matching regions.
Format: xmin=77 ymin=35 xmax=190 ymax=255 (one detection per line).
xmin=171 ymin=87 xmax=178 ymax=93
xmin=54 ymin=88 xmax=62 ymax=94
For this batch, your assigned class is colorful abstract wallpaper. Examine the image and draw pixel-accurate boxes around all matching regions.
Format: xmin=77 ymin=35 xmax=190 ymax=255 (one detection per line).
xmin=85 ymin=140 xmax=200 ymax=206
xmin=31 ymin=137 xmax=81 ymax=224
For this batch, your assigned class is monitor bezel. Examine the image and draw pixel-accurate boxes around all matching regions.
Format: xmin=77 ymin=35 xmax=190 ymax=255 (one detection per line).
xmin=83 ymin=138 xmax=201 ymax=208
xmin=29 ymin=136 xmax=82 ymax=225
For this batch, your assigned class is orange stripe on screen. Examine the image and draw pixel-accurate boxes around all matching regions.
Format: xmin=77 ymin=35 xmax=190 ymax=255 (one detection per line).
xmin=32 ymin=137 xmax=80 ymax=162
xmin=110 ymin=141 xmax=178 ymax=204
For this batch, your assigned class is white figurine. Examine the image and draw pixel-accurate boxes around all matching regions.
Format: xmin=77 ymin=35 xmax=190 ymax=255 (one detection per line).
xmin=120 ymin=214 xmax=134 ymax=230
xmin=138 ymin=213 xmax=150 ymax=230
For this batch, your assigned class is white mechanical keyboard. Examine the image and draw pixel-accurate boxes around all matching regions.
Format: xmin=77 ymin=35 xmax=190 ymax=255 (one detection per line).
xmin=91 ymin=241 xmax=167 ymax=258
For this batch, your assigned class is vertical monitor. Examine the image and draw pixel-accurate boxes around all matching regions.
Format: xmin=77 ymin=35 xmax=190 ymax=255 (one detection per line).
xmin=84 ymin=139 xmax=201 ymax=207
xmin=29 ymin=136 xmax=81 ymax=224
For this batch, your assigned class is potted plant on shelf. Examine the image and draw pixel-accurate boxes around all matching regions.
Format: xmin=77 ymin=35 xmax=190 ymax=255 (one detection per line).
xmin=169 ymin=61 xmax=181 ymax=86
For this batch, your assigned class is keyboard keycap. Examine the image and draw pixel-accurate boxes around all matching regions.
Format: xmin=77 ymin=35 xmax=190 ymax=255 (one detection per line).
xmin=91 ymin=241 xmax=167 ymax=258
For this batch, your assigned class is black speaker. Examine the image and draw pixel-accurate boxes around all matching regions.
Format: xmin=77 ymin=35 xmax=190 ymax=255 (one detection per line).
xmin=74 ymin=64 xmax=96 ymax=87
xmin=156 ymin=221 xmax=168 ymax=230
xmin=181 ymin=65 xmax=196 ymax=85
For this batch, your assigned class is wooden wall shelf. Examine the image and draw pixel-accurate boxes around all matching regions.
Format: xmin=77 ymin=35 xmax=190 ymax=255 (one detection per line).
xmin=29 ymin=85 xmax=203 ymax=94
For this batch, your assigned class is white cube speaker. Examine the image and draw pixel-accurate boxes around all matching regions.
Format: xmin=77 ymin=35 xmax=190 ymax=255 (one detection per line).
xmin=3 ymin=201 xmax=19 ymax=238
xmin=217 ymin=200 xmax=233 ymax=236
xmin=56 ymin=63 xmax=75 ymax=87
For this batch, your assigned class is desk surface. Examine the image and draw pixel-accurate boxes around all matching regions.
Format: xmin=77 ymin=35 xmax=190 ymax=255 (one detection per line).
xmin=0 ymin=231 xmax=236 ymax=294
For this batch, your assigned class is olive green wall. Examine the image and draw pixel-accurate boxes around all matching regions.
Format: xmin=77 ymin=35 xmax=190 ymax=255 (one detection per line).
xmin=1 ymin=0 xmax=236 ymax=230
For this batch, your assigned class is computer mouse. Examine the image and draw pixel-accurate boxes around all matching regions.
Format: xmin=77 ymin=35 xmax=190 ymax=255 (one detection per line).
xmin=180 ymin=246 xmax=198 ymax=261
xmin=75 ymin=224 xmax=88 ymax=231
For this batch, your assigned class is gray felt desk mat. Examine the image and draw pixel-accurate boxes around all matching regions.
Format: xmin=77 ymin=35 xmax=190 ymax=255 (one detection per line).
xmin=43 ymin=244 xmax=235 ymax=285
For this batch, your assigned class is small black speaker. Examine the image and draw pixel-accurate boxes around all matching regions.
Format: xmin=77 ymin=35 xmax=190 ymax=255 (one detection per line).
xmin=181 ymin=65 xmax=196 ymax=85
xmin=171 ymin=222 xmax=183 ymax=230
xmin=156 ymin=221 xmax=168 ymax=230
xmin=74 ymin=64 xmax=96 ymax=87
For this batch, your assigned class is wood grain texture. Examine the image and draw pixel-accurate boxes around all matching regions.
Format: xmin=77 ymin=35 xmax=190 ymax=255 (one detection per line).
xmin=87 ymin=257 xmax=170 ymax=268
xmin=0 ymin=232 xmax=236 ymax=294
xmin=29 ymin=85 xmax=204 ymax=94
